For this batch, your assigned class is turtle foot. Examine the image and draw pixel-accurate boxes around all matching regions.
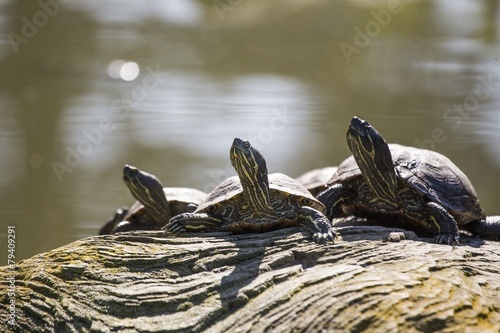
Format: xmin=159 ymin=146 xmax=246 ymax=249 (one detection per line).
xmin=312 ymin=230 xmax=336 ymax=245
xmin=433 ymin=233 xmax=459 ymax=245
xmin=163 ymin=217 xmax=187 ymax=234
xmin=294 ymin=207 xmax=336 ymax=245
xmin=164 ymin=213 xmax=222 ymax=233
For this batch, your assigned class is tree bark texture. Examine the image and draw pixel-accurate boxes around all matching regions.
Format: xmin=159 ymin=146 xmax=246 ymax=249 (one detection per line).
xmin=1 ymin=226 xmax=499 ymax=333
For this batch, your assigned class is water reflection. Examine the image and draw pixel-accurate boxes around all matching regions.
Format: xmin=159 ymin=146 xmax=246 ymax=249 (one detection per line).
xmin=1 ymin=0 xmax=500 ymax=261
xmin=0 ymin=2 xmax=99 ymax=260
xmin=72 ymin=1 xmax=203 ymax=26
xmin=129 ymin=72 xmax=312 ymax=157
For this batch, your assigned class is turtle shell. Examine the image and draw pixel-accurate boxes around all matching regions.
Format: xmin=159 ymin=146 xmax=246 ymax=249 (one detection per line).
xmin=295 ymin=166 xmax=338 ymax=196
xmin=196 ymin=173 xmax=326 ymax=215
xmin=328 ymin=144 xmax=485 ymax=225
xmin=125 ymin=187 xmax=206 ymax=227
xmin=163 ymin=187 xmax=207 ymax=215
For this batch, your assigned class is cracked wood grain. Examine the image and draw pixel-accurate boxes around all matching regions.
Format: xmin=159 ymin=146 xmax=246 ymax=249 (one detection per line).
xmin=1 ymin=226 xmax=499 ymax=333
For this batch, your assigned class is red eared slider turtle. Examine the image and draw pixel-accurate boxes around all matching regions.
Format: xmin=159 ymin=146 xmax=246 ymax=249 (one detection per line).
xmin=165 ymin=138 xmax=336 ymax=244
xmin=317 ymin=116 xmax=500 ymax=244
xmin=99 ymin=165 xmax=206 ymax=234
xmin=295 ymin=166 xmax=338 ymax=196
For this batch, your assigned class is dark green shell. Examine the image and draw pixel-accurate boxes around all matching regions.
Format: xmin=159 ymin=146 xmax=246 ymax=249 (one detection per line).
xmin=329 ymin=144 xmax=485 ymax=226
xmin=295 ymin=166 xmax=338 ymax=196
xmin=196 ymin=173 xmax=326 ymax=218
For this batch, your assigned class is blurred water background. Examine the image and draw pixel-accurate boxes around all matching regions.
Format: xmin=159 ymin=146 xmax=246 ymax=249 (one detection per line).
xmin=1 ymin=0 xmax=500 ymax=260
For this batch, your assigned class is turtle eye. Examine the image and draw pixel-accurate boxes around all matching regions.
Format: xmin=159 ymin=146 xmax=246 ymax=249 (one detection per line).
xmin=243 ymin=141 xmax=250 ymax=147
xmin=302 ymin=199 xmax=312 ymax=206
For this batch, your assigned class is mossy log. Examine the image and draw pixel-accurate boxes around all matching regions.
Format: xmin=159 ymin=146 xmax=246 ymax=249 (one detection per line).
xmin=1 ymin=226 xmax=499 ymax=333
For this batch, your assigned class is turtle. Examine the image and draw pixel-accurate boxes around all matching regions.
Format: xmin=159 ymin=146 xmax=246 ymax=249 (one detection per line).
xmin=317 ymin=116 xmax=500 ymax=244
xmin=99 ymin=207 xmax=129 ymax=235
xmin=295 ymin=166 xmax=338 ymax=196
xmin=164 ymin=138 xmax=336 ymax=244
xmin=99 ymin=165 xmax=207 ymax=234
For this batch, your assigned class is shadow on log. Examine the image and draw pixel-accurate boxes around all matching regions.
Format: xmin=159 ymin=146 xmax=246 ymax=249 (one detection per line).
xmin=1 ymin=226 xmax=499 ymax=332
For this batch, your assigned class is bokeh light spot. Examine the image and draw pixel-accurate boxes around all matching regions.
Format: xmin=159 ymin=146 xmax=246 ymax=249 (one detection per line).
xmin=108 ymin=60 xmax=140 ymax=81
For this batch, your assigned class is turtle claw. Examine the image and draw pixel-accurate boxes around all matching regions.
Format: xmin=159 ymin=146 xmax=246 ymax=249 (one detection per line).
xmin=434 ymin=234 xmax=459 ymax=245
xmin=163 ymin=217 xmax=187 ymax=234
xmin=312 ymin=230 xmax=336 ymax=245
xmin=295 ymin=207 xmax=336 ymax=245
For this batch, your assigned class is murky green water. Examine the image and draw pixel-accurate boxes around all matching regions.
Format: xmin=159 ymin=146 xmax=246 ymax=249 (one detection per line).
xmin=1 ymin=1 xmax=500 ymax=260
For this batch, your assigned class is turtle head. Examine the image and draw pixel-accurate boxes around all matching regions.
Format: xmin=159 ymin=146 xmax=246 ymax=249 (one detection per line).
xmin=230 ymin=138 xmax=268 ymax=186
xmin=123 ymin=165 xmax=172 ymax=221
xmin=230 ymin=138 xmax=272 ymax=211
xmin=346 ymin=117 xmax=398 ymax=204
xmin=347 ymin=116 xmax=388 ymax=159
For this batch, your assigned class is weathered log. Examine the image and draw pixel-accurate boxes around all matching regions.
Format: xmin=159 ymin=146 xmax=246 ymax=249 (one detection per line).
xmin=1 ymin=226 xmax=499 ymax=333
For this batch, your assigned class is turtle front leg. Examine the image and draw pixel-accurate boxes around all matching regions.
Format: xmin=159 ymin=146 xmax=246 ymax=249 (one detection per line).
xmin=316 ymin=184 xmax=353 ymax=220
xmin=294 ymin=206 xmax=336 ymax=244
xmin=462 ymin=216 xmax=500 ymax=241
xmin=415 ymin=202 xmax=460 ymax=245
xmin=164 ymin=213 xmax=222 ymax=233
